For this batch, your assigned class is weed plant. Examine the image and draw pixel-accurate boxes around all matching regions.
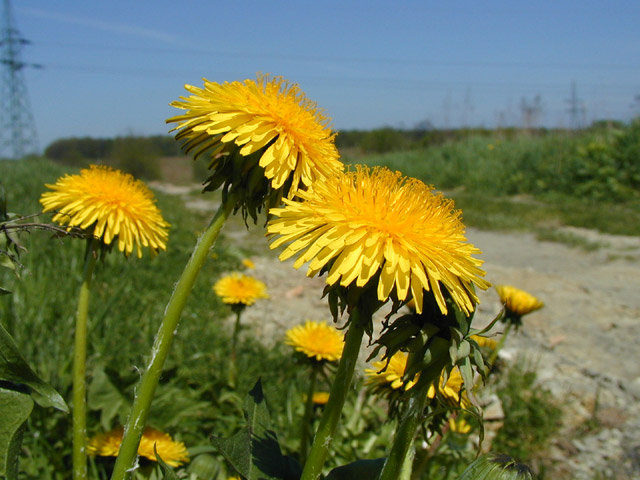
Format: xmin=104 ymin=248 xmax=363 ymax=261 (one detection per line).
xmin=0 ymin=160 xmax=310 ymax=478
xmin=1 ymin=121 xmax=632 ymax=478
xmin=491 ymin=359 xmax=562 ymax=479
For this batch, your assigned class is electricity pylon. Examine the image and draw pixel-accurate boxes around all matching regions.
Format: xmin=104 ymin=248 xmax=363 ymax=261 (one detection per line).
xmin=0 ymin=0 xmax=40 ymax=159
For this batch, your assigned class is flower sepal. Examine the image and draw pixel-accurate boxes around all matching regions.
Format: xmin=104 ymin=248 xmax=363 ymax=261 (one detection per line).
xmin=322 ymin=278 xmax=387 ymax=338
xmin=207 ymin=147 xmax=292 ymax=225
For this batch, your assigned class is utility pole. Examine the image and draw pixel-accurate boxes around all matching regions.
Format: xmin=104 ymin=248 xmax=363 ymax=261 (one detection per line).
xmin=0 ymin=0 xmax=40 ymax=159
xmin=520 ymin=94 xmax=543 ymax=130
xmin=565 ymin=81 xmax=586 ymax=130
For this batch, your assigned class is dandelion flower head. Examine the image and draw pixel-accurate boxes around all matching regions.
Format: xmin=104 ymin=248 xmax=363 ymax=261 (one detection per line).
xmin=366 ymin=351 xmax=468 ymax=405
xmin=470 ymin=334 xmax=498 ymax=350
xmin=213 ymin=273 xmax=268 ymax=306
xmin=268 ymin=166 xmax=490 ymax=315
xmin=167 ymin=74 xmax=343 ymax=197
xmin=496 ymin=285 xmax=544 ymax=317
xmin=242 ymin=258 xmax=256 ymax=269
xmin=312 ymin=391 xmax=331 ymax=405
xmin=365 ymin=351 xmax=417 ymax=391
xmin=427 ymin=367 xmax=468 ymax=406
xmin=285 ymin=320 xmax=344 ymax=362
xmin=87 ymin=426 xmax=189 ymax=467
xmin=449 ymin=417 xmax=472 ymax=434
xmin=40 ymin=165 xmax=169 ymax=258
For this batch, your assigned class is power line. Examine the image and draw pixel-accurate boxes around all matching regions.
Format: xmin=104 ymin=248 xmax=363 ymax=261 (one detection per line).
xmin=0 ymin=0 xmax=40 ymax=159
xmin=29 ymin=39 xmax=640 ymax=71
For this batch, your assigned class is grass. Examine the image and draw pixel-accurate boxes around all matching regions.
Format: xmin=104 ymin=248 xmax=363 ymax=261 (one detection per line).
xmin=352 ymin=131 xmax=640 ymax=238
xmin=491 ymin=359 xmax=563 ymax=479
xmin=0 ymin=158 xmax=312 ymax=478
xmin=2 ymin=128 xmax=637 ymax=479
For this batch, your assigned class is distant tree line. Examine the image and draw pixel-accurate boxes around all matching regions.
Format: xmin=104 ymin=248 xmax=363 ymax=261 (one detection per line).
xmin=44 ymin=121 xmax=630 ymax=181
xmin=44 ymin=135 xmax=184 ymax=180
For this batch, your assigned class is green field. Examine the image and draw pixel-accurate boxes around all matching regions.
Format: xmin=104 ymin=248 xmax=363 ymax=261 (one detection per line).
xmin=1 ymin=122 xmax=638 ymax=479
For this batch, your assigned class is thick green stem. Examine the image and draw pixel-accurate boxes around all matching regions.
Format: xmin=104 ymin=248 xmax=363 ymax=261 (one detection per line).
xmin=73 ymin=238 xmax=99 ymax=480
xmin=377 ymin=338 xmax=450 ymax=480
xmin=300 ymin=311 xmax=366 ymax=480
xmin=110 ymin=200 xmax=233 ymax=480
xmin=300 ymin=365 xmax=319 ymax=462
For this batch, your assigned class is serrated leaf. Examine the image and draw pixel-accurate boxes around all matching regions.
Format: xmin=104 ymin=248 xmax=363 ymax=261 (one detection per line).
xmin=211 ymin=379 xmax=301 ymax=480
xmin=457 ymin=453 xmax=534 ymax=479
xmin=0 ymin=386 xmax=34 ymax=479
xmin=325 ymin=458 xmax=386 ymax=480
xmin=0 ymin=321 xmax=68 ymax=413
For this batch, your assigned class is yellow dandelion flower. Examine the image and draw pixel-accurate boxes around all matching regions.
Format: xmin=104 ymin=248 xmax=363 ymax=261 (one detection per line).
xmin=312 ymin=391 xmax=331 ymax=405
xmin=449 ymin=416 xmax=472 ymax=434
xmin=87 ymin=426 xmax=189 ymax=467
xmin=366 ymin=351 xmax=468 ymax=406
xmin=213 ymin=273 xmax=268 ymax=306
xmin=427 ymin=367 xmax=468 ymax=406
xmin=40 ymin=165 xmax=169 ymax=258
xmin=138 ymin=427 xmax=190 ymax=467
xmin=87 ymin=427 xmax=123 ymax=458
xmin=495 ymin=285 xmax=544 ymax=317
xmin=167 ymin=74 xmax=343 ymax=197
xmin=285 ymin=321 xmax=344 ymax=362
xmin=268 ymin=166 xmax=490 ymax=315
xmin=242 ymin=258 xmax=255 ymax=269
xmin=365 ymin=351 xmax=417 ymax=391
xmin=470 ymin=334 xmax=498 ymax=350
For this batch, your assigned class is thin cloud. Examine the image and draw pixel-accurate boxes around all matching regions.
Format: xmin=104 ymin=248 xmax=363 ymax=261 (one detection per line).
xmin=18 ymin=7 xmax=191 ymax=47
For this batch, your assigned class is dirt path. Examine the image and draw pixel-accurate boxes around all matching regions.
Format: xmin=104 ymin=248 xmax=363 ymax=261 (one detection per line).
xmin=154 ymin=183 xmax=640 ymax=479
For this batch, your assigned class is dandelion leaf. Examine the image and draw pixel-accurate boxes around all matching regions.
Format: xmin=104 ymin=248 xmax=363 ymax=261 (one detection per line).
xmin=325 ymin=458 xmax=386 ymax=480
xmin=87 ymin=365 xmax=131 ymax=430
xmin=0 ymin=386 xmax=33 ymax=479
xmin=211 ymin=379 xmax=301 ymax=480
xmin=0 ymin=321 xmax=68 ymax=413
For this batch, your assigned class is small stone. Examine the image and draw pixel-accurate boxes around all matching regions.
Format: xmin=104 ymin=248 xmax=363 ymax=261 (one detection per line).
xmin=626 ymin=376 xmax=640 ymax=401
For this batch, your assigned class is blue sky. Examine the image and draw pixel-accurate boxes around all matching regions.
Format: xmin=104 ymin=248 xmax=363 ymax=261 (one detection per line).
xmin=9 ymin=1 xmax=640 ymax=150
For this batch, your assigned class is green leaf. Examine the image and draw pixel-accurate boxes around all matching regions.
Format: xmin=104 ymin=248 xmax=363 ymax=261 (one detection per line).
xmin=0 ymin=321 xmax=68 ymax=413
xmin=211 ymin=379 xmax=301 ymax=480
xmin=0 ymin=386 xmax=34 ymax=479
xmin=457 ymin=453 xmax=534 ymax=479
xmin=187 ymin=452 xmax=221 ymax=479
xmin=0 ymin=287 xmax=11 ymax=296
xmin=325 ymin=458 xmax=386 ymax=480
xmin=87 ymin=365 xmax=131 ymax=430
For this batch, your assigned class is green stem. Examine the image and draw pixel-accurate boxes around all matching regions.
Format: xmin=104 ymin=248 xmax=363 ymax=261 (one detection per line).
xmin=229 ymin=308 xmax=243 ymax=386
xmin=110 ymin=200 xmax=233 ymax=480
xmin=488 ymin=322 xmax=512 ymax=368
xmin=300 ymin=311 xmax=366 ymax=480
xmin=377 ymin=338 xmax=450 ymax=480
xmin=300 ymin=365 xmax=319 ymax=462
xmin=73 ymin=238 xmax=99 ymax=480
